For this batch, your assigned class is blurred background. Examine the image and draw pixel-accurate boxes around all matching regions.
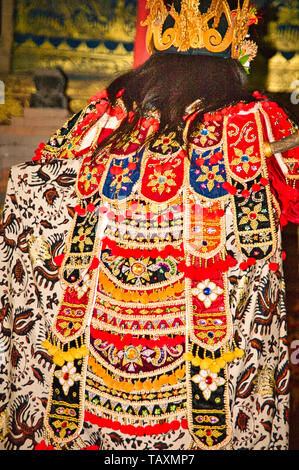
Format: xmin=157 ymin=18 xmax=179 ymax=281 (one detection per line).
xmin=0 ymin=0 xmax=298 ymax=449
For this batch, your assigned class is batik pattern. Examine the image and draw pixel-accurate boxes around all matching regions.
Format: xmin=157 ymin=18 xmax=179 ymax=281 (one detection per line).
xmin=0 ymin=159 xmax=80 ymax=449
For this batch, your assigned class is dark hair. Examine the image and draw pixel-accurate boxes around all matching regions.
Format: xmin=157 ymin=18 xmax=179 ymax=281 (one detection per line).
xmin=96 ymin=52 xmax=254 ymax=152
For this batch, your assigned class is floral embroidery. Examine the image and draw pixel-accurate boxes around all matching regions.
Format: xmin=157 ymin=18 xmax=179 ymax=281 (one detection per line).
xmin=238 ymin=202 xmax=268 ymax=231
xmin=110 ymin=165 xmax=133 ymax=194
xmin=124 ymin=257 xmax=152 ymax=284
xmin=191 ymin=369 xmax=225 ymax=400
xmin=147 ymin=167 xmax=177 ymax=195
xmin=191 ymin=279 xmax=224 ymax=308
xmin=79 ymin=165 xmax=102 ymax=193
xmin=230 ymin=145 xmax=260 ymax=174
xmin=196 ymin=164 xmax=225 ymax=192
xmin=54 ymin=362 xmax=81 ymax=395
xmin=192 ymin=124 xmax=218 ymax=146
xmin=113 ymin=128 xmax=142 ymax=151
xmin=120 ymin=345 xmax=151 ymax=371
xmin=151 ymin=132 xmax=179 ymax=153
xmin=72 ymin=226 xmax=94 ymax=253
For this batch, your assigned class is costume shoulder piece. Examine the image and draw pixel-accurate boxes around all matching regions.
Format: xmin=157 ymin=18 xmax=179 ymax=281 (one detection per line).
xmin=33 ymin=90 xmax=128 ymax=162
xmin=257 ymin=97 xmax=299 ymax=226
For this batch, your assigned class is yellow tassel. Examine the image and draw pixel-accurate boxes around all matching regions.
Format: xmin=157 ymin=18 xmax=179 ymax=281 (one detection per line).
xmin=209 ymin=361 xmax=221 ymax=374
xmin=42 ymin=336 xmax=89 ymax=367
xmin=222 ymin=351 xmax=235 ymax=362
xmin=215 ymin=357 xmax=226 ymax=368
xmin=184 ymin=352 xmax=194 ymax=362
xmin=192 ymin=357 xmax=202 ymax=367
xmin=63 ymin=350 xmax=75 ymax=362
xmin=184 ymin=344 xmax=245 ymax=372
xmin=233 ymin=348 xmax=245 ymax=359
xmin=53 ymin=351 xmax=66 ymax=367
xmin=200 ymin=358 xmax=212 ymax=370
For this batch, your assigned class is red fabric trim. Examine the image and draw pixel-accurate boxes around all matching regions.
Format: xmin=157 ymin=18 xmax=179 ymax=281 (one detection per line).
xmin=177 ymin=255 xmax=237 ymax=280
xmin=90 ymin=325 xmax=185 ymax=350
xmin=35 ymin=440 xmax=55 ymax=450
xmin=259 ymin=100 xmax=299 ymax=226
xmin=84 ymin=411 xmax=188 ymax=436
xmin=32 ymin=142 xmax=46 ymax=161
xmin=34 ymin=440 xmax=99 ymax=450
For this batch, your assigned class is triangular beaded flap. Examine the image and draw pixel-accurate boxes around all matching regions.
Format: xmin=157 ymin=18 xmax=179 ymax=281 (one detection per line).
xmin=184 ymin=189 xmax=226 ymax=258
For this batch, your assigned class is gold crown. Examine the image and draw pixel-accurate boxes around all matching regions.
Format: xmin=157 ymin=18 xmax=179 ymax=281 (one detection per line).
xmin=142 ymin=0 xmax=257 ymax=59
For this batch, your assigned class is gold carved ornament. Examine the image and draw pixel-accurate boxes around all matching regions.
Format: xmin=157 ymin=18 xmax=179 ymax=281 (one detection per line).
xmin=142 ymin=0 xmax=255 ymax=59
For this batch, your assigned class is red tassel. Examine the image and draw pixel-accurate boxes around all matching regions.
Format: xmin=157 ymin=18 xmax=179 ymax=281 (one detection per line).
xmin=252 ymin=183 xmax=261 ymax=192
xmin=87 ymin=203 xmax=96 ymax=213
xmin=32 ymin=142 xmax=46 ymax=161
xmin=178 ymin=255 xmax=237 ymax=280
xmin=252 ymin=90 xmax=268 ymax=100
xmin=53 ymin=253 xmax=65 ymax=267
xmin=90 ymin=326 xmax=185 ymax=350
xmin=196 ymin=157 xmax=205 ymax=166
xmin=239 ymin=262 xmax=248 ymax=271
xmin=209 ymin=152 xmax=223 ymax=164
xmin=84 ymin=411 xmax=187 ymax=436
xmin=128 ymin=162 xmax=137 ymax=171
xmin=269 ymin=262 xmax=279 ymax=271
xmin=110 ymin=166 xmax=123 ymax=175
xmin=74 ymin=205 xmax=86 ymax=216
xmin=35 ymin=440 xmax=55 ymax=450
xmin=260 ymin=177 xmax=269 ymax=186
xmin=222 ymin=182 xmax=237 ymax=195
xmin=241 ymin=189 xmax=250 ymax=198
xmin=240 ymin=258 xmax=257 ymax=270
xmin=89 ymin=257 xmax=100 ymax=271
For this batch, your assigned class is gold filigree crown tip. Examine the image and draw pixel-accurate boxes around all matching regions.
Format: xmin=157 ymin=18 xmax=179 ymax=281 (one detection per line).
xmin=142 ymin=0 xmax=258 ymax=59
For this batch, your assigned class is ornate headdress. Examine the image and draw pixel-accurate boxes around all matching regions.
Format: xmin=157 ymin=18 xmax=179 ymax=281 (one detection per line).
xmin=142 ymin=0 xmax=258 ymax=60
